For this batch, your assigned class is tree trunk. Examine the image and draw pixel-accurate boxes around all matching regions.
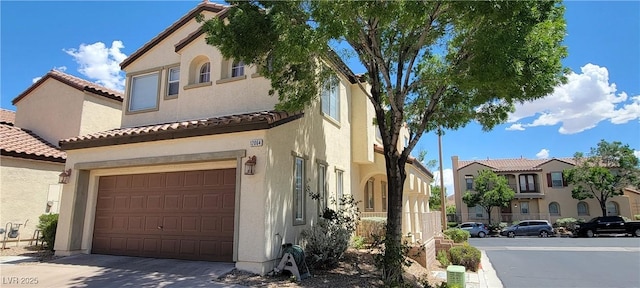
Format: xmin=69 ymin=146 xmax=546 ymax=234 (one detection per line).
xmin=600 ymin=201 xmax=607 ymax=216
xmin=382 ymin=150 xmax=407 ymax=285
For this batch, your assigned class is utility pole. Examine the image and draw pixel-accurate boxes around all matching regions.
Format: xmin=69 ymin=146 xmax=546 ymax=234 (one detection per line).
xmin=438 ymin=127 xmax=447 ymax=231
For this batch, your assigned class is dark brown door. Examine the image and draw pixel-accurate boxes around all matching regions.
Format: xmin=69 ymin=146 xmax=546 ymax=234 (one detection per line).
xmin=92 ymin=169 xmax=236 ymax=261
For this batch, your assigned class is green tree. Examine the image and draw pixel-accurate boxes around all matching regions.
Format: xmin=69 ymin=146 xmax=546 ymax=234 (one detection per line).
xmin=429 ymin=185 xmax=445 ymax=210
xmin=446 ymin=204 xmax=457 ymax=215
xmin=462 ymin=170 xmax=515 ymax=224
xmin=201 ymin=1 xmax=566 ymax=284
xmin=564 ymin=140 xmax=640 ymax=216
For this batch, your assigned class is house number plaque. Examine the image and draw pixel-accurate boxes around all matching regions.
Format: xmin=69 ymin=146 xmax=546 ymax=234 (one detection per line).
xmin=250 ymin=139 xmax=264 ymax=147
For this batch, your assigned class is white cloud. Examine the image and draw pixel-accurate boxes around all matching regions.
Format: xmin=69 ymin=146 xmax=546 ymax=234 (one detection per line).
xmin=506 ymin=63 xmax=640 ymax=134
xmin=536 ymin=149 xmax=550 ymax=159
xmin=32 ymin=77 xmax=42 ymax=83
xmin=432 ymin=168 xmax=454 ymax=196
xmin=634 ymin=150 xmax=640 ymax=159
xmin=64 ymin=41 xmax=127 ymax=91
xmin=53 ymin=66 xmax=67 ymax=72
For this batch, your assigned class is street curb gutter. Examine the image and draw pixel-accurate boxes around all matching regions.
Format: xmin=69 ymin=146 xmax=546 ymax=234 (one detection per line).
xmin=478 ymin=251 xmax=503 ymax=288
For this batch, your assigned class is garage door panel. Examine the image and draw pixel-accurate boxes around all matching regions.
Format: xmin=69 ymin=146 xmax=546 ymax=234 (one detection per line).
xmin=93 ymin=169 xmax=235 ymax=262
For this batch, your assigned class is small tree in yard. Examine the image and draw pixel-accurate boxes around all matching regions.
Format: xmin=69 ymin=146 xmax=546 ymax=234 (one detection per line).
xmin=429 ymin=185 xmax=445 ymax=210
xmin=462 ymin=170 xmax=515 ymax=224
xmin=564 ymin=140 xmax=640 ymax=216
xmin=201 ymin=1 xmax=567 ymax=284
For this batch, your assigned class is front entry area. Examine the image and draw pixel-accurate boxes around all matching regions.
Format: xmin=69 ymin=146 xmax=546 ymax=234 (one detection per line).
xmin=91 ymin=169 xmax=236 ymax=261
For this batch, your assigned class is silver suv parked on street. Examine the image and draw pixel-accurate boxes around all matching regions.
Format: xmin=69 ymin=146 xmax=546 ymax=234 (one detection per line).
xmin=500 ymin=220 xmax=554 ymax=238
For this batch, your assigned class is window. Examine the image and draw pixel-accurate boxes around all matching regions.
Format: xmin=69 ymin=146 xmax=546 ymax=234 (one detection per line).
xmin=199 ymin=62 xmax=210 ymax=83
xmin=293 ymin=156 xmax=305 ymax=225
xmin=465 ymin=175 xmax=474 ymax=190
xmin=365 ymin=179 xmax=374 ymax=210
xmin=231 ymin=60 xmax=244 ymax=77
xmin=167 ymin=67 xmax=180 ymax=97
xmin=129 ymin=72 xmax=159 ymax=112
xmin=548 ymin=172 xmax=566 ymax=188
xmin=606 ymin=201 xmax=619 ymax=216
xmin=469 ymin=206 xmax=483 ymax=218
xmin=317 ymin=163 xmax=327 ymax=213
xmin=321 ymin=75 xmax=340 ymax=121
xmin=577 ymin=202 xmax=589 ymax=216
xmin=336 ymin=169 xmax=344 ymax=208
xmin=549 ymin=202 xmax=560 ymax=216
xmin=404 ymin=136 xmax=409 ymax=148
xmin=520 ymin=202 xmax=529 ymax=214
xmin=381 ymin=181 xmax=387 ymax=211
xmin=519 ymin=174 xmax=537 ymax=192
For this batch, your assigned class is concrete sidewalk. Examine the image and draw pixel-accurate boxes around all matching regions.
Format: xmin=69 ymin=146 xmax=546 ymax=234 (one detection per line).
xmin=432 ymin=251 xmax=503 ymax=288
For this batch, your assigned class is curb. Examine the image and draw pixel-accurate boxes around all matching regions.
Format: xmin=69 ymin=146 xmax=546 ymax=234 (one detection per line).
xmin=477 ymin=250 xmax=503 ymax=288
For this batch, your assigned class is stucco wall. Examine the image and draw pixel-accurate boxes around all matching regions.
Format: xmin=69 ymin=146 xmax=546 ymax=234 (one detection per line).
xmin=79 ymin=93 xmax=123 ymax=137
xmin=0 ymin=156 xmax=63 ymax=242
xmin=14 ymin=79 xmax=85 ymax=146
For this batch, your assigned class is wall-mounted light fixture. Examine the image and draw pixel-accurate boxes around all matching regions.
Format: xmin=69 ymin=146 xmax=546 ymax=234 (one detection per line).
xmin=58 ymin=169 xmax=72 ymax=184
xmin=244 ymin=156 xmax=257 ymax=175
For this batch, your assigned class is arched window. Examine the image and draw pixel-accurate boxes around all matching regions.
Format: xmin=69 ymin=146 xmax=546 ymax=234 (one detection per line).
xmin=199 ymin=62 xmax=210 ymax=83
xmin=577 ymin=202 xmax=589 ymax=216
xmin=231 ymin=60 xmax=244 ymax=77
xmin=549 ymin=202 xmax=560 ymax=216
xmin=606 ymin=201 xmax=619 ymax=216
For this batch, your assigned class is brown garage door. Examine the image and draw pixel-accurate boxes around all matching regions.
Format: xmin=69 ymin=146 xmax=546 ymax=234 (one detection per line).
xmin=92 ymin=169 xmax=235 ymax=261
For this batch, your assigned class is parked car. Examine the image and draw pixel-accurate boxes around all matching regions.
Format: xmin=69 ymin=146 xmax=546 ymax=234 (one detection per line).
xmin=500 ymin=220 xmax=554 ymax=238
xmin=458 ymin=222 xmax=489 ymax=238
xmin=574 ymin=216 xmax=640 ymax=238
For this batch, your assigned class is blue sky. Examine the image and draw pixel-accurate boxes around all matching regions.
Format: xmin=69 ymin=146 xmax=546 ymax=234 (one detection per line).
xmin=1 ymin=1 xmax=639 ymax=194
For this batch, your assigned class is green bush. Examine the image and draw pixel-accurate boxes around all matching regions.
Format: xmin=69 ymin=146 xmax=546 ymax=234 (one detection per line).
xmin=447 ymin=222 xmax=458 ymax=228
xmin=555 ymin=218 xmax=586 ymax=231
xmin=443 ymin=228 xmax=470 ymax=243
xmin=634 ymin=215 xmax=640 ymax=220
xmin=301 ymin=195 xmax=360 ymax=270
xmin=358 ymin=217 xmax=386 ymax=243
xmin=37 ymin=213 xmax=58 ymax=251
xmin=448 ymin=243 xmax=481 ymax=272
xmin=350 ymin=235 xmax=366 ymax=249
xmin=436 ymin=250 xmax=450 ymax=267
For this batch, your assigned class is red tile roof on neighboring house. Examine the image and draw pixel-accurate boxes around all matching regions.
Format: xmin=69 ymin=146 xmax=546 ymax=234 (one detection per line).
xmin=458 ymin=157 xmax=575 ymax=172
xmin=0 ymin=123 xmax=66 ymax=163
xmin=60 ymin=110 xmax=303 ymax=150
xmin=121 ymin=2 xmax=229 ymax=69
xmin=0 ymin=109 xmax=16 ymax=125
xmin=12 ymin=70 xmax=124 ymax=105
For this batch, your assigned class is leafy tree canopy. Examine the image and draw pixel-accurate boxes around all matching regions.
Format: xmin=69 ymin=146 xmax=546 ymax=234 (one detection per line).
xmin=462 ymin=169 xmax=515 ymax=223
xmin=564 ymin=140 xmax=640 ymax=216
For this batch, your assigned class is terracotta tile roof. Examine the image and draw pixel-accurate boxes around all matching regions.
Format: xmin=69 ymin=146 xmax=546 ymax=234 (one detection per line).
xmin=12 ymin=70 xmax=124 ymax=105
xmin=0 ymin=109 xmax=16 ymax=125
xmin=458 ymin=157 xmax=575 ymax=172
xmin=121 ymin=2 xmax=229 ymax=69
xmin=0 ymin=123 xmax=66 ymax=163
xmin=60 ymin=110 xmax=303 ymax=150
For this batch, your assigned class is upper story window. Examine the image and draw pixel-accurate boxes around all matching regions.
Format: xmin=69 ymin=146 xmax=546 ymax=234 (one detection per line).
xmin=519 ymin=174 xmax=537 ymax=192
xmin=129 ymin=72 xmax=159 ymax=112
xmin=167 ymin=67 xmax=180 ymax=97
xmin=231 ymin=60 xmax=245 ymax=77
xmin=321 ymin=75 xmax=340 ymax=122
xmin=199 ymin=62 xmax=211 ymax=83
xmin=548 ymin=172 xmax=566 ymax=188
xmin=465 ymin=175 xmax=474 ymax=190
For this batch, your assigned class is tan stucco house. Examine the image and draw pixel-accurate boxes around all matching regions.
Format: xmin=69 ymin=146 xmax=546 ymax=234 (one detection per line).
xmin=0 ymin=70 xmax=123 ymax=245
xmin=54 ymin=2 xmax=437 ymax=274
xmin=452 ymin=156 xmax=640 ymax=224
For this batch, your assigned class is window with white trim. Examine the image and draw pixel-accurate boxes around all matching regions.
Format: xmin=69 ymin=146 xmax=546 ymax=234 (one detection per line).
xmin=465 ymin=175 xmax=474 ymax=190
xmin=365 ymin=179 xmax=374 ymax=210
xmin=293 ymin=156 xmax=305 ymax=225
xmin=336 ymin=169 xmax=344 ymax=208
xmin=549 ymin=202 xmax=560 ymax=216
xmin=199 ymin=62 xmax=211 ymax=83
xmin=167 ymin=67 xmax=180 ymax=97
xmin=321 ymin=75 xmax=340 ymax=121
xmin=550 ymin=172 xmax=564 ymax=188
xmin=577 ymin=202 xmax=589 ymax=216
xmin=129 ymin=72 xmax=159 ymax=112
xmin=520 ymin=202 xmax=529 ymax=214
xmin=317 ymin=163 xmax=327 ymax=213
xmin=231 ymin=60 xmax=244 ymax=77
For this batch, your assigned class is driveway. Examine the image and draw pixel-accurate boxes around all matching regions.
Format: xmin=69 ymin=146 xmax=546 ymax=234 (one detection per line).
xmin=0 ymin=254 xmax=245 ymax=288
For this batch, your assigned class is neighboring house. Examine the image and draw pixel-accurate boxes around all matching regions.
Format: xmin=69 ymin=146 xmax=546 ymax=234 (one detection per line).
xmin=0 ymin=70 xmax=123 ymax=245
xmin=451 ymin=156 xmax=640 ymax=224
xmin=54 ymin=1 xmax=437 ymax=274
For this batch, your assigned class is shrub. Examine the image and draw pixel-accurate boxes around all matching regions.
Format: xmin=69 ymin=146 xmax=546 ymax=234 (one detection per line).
xmin=448 ymin=243 xmax=481 ymax=272
xmin=37 ymin=213 xmax=59 ymax=251
xmin=350 ymin=235 xmax=366 ymax=249
xmin=635 ymin=215 xmax=640 ymax=220
xmin=300 ymin=195 xmax=360 ymax=270
xmin=447 ymin=222 xmax=458 ymax=228
xmin=443 ymin=228 xmax=470 ymax=243
xmin=358 ymin=217 xmax=386 ymax=243
xmin=436 ymin=250 xmax=450 ymax=267
xmin=555 ymin=218 xmax=584 ymax=231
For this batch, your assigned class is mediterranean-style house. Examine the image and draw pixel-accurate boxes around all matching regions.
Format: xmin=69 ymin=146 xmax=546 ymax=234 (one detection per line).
xmin=452 ymin=156 xmax=640 ymax=224
xmin=53 ymin=2 xmax=438 ymax=274
xmin=0 ymin=70 xmax=123 ymax=245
